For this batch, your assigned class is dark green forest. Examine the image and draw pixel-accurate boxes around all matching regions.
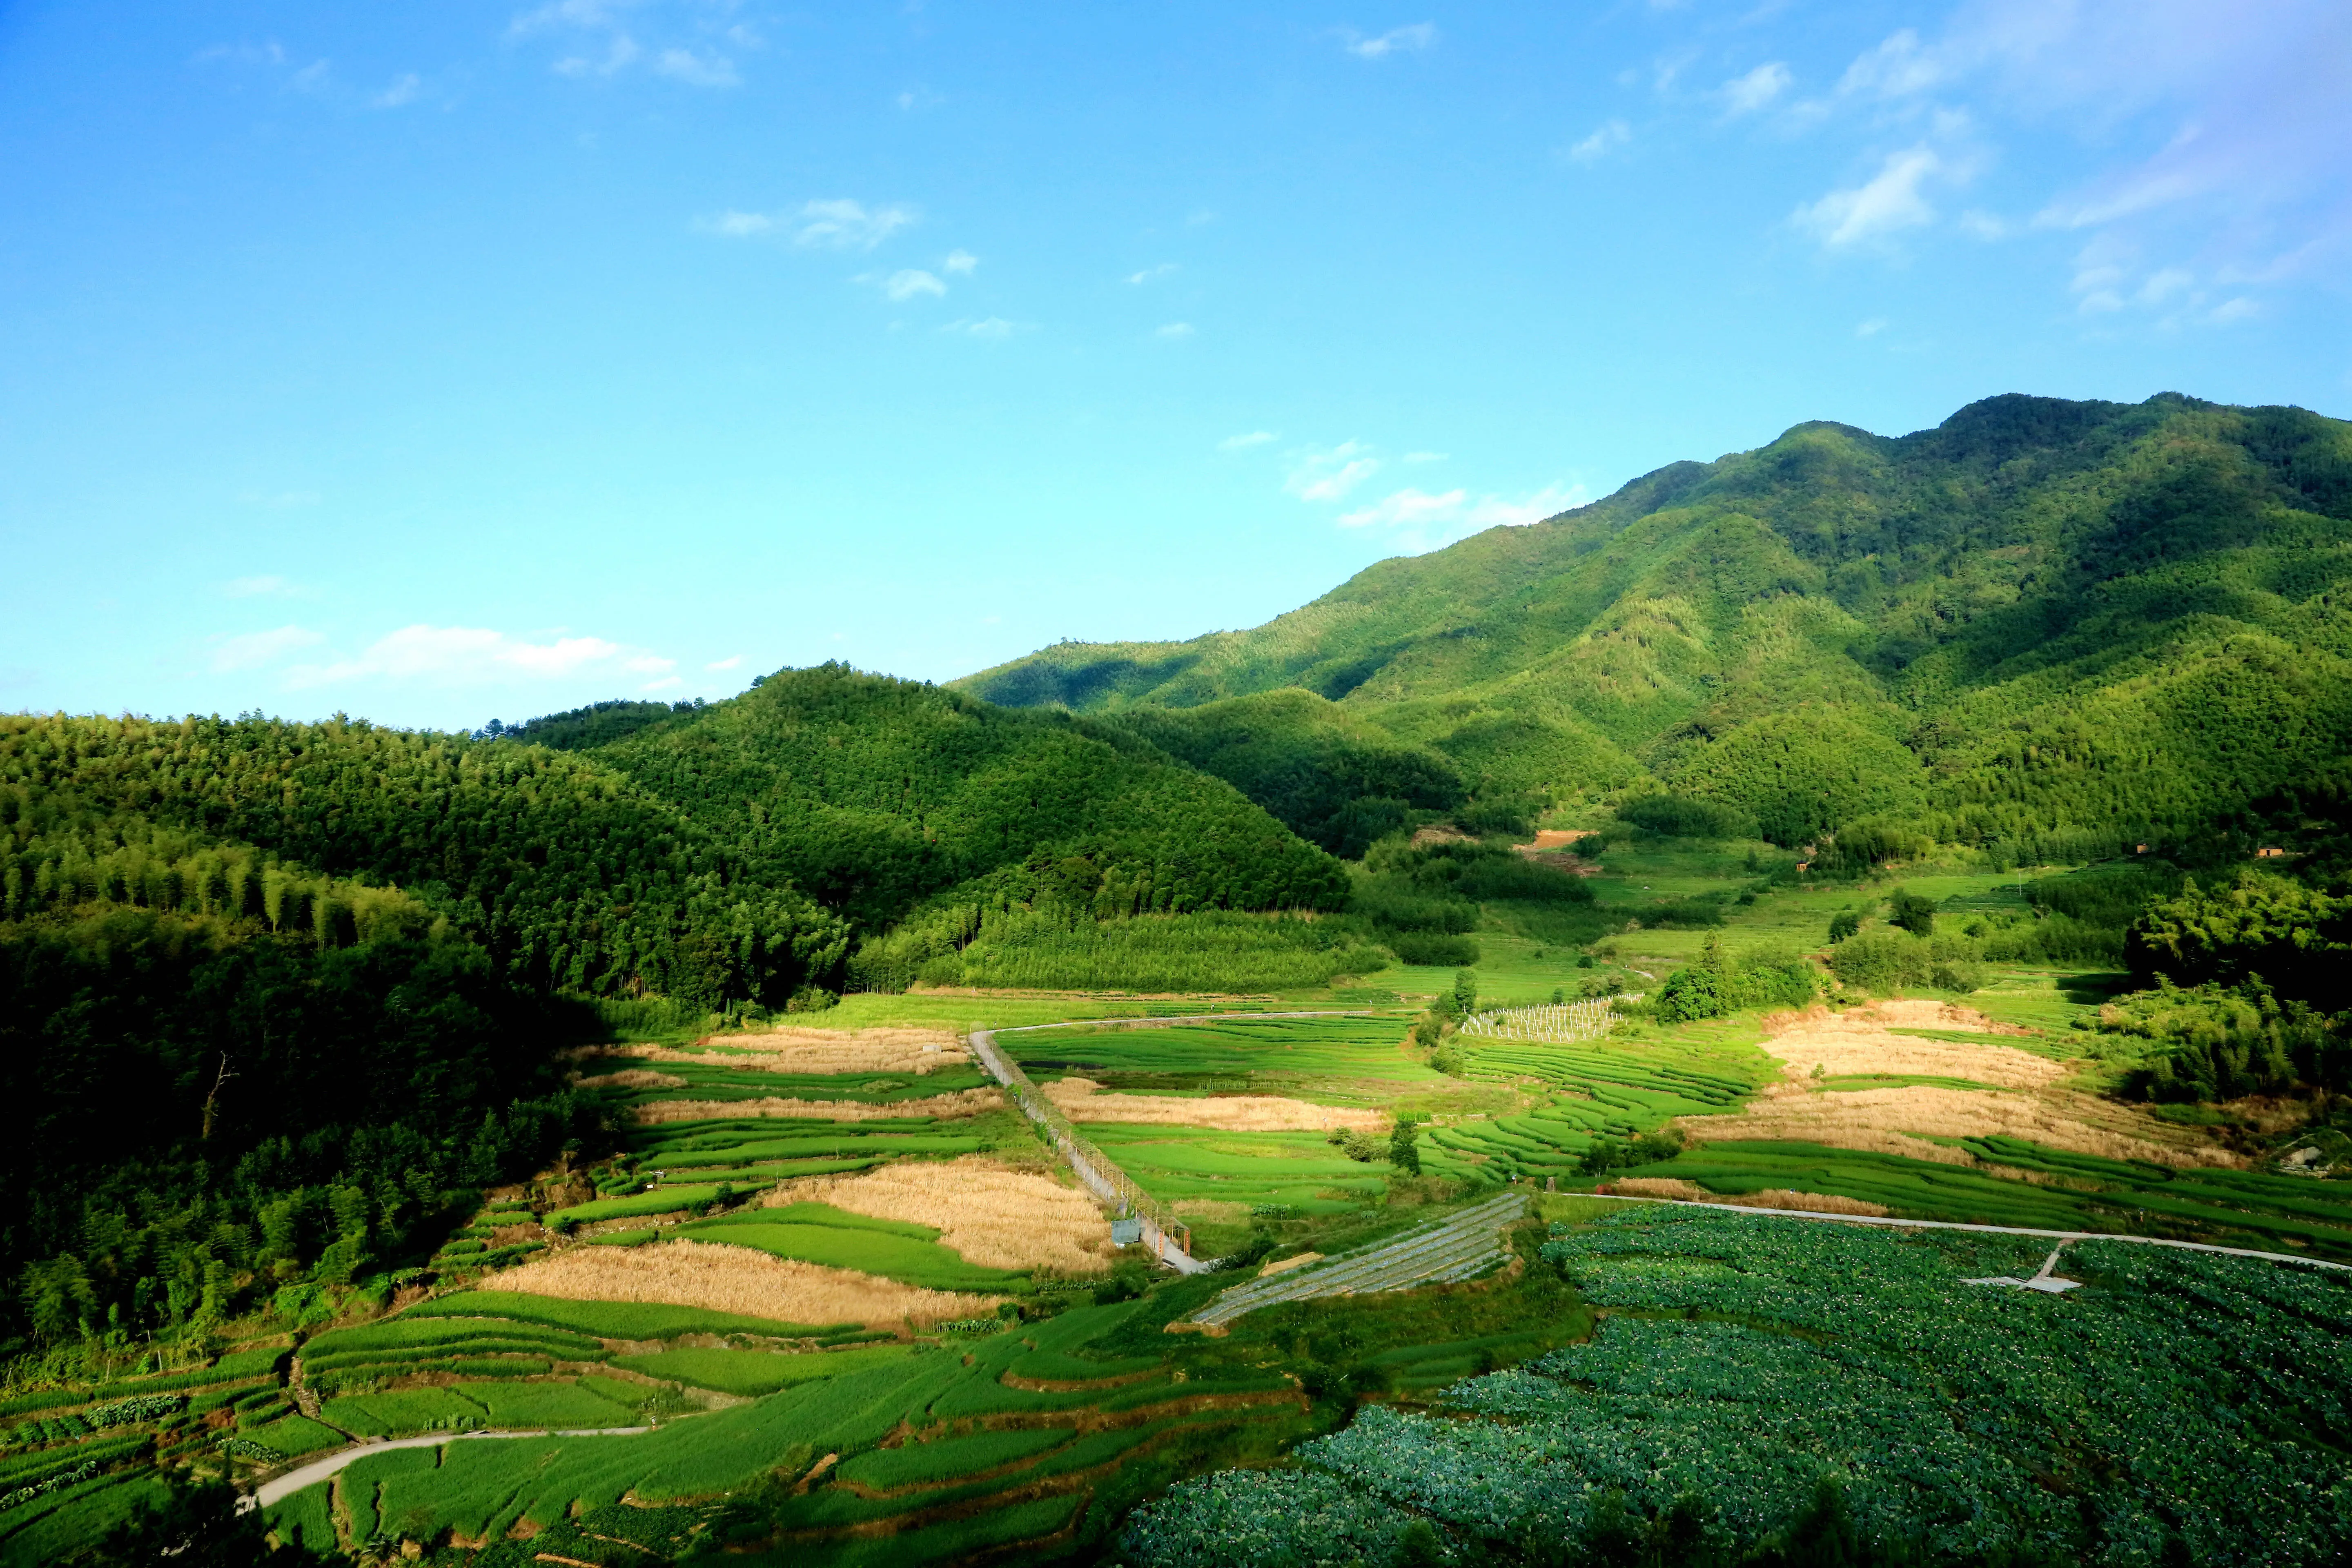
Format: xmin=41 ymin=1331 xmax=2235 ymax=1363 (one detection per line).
xmin=0 ymin=669 xmax=1350 ymax=1349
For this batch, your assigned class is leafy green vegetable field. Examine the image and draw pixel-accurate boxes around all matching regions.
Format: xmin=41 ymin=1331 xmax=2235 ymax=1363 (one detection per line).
xmin=1130 ymin=1205 xmax=2352 ymax=1567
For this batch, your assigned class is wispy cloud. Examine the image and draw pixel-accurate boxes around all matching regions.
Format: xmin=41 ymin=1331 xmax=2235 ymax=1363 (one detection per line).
xmin=707 ymin=655 xmax=744 ymax=670
xmin=372 ymin=73 xmax=422 ymax=108
xmin=943 ymin=249 xmax=979 ymax=275
xmin=224 ymin=575 xmax=301 ymax=598
xmin=283 ymin=624 xmax=670 ymax=688
xmin=1126 ymin=263 xmax=1179 ymax=284
xmin=1341 ymin=22 xmax=1436 ymax=59
xmin=1337 ymin=483 xmax=1584 ymax=550
xmin=1285 ymin=441 xmax=1381 ymax=503
xmin=943 ymin=316 xmax=1020 ymax=339
xmin=1793 ymin=146 xmax=1944 ymax=249
xmin=1811 ymin=2 xmax=2352 ymax=301
xmin=652 ymin=47 xmax=737 ymax=87
xmin=1154 ymin=321 xmax=1195 ymax=339
xmin=1855 ymin=317 xmax=1888 ymax=337
xmin=1720 ymin=62 xmax=1791 ymax=116
xmin=791 ymin=199 xmax=916 ymax=249
xmin=882 ymin=268 xmax=946 ymax=301
xmin=1565 ymin=120 xmax=1631 ymax=166
xmin=512 ymin=0 xmax=755 ymax=87
xmin=700 ymin=199 xmax=918 ymax=250
xmin=1219 ymin=430 xmax=1278 ymax=450
xmin=209 ymin=626 xmax=325 ymax=673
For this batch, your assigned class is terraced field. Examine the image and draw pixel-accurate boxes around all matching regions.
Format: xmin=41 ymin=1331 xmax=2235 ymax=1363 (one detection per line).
xmin=1428 ymin=1015 xmax=1774 ymax=1183
xmin=1192 ymin=1194 xmax=1527 ymax=1328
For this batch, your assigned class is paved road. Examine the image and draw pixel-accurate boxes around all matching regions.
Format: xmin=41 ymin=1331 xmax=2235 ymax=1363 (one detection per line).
xmin=245 ymin=1426 xmax=650 ymax=1510
xmin=1576 ymin=1193 xmax=2352 ymax=1272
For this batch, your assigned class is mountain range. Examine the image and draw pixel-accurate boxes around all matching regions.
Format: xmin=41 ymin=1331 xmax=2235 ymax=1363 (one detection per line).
xmin=961 ymin=392 xmax=2352 ymax=863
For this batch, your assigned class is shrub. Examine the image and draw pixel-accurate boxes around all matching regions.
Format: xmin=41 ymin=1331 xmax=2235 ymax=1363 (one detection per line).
xmin=1888 ymin=888 xmax=1937 ymax=937
xmin=1617 ymin=795 xmax=1761 ymax=841
xmin=1390 ymin=932 xmax=1480 ymax=967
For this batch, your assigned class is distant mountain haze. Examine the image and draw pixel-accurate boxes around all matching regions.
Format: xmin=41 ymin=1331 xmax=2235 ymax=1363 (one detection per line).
xmin=957 ymin=393 xmax=2352 ymax=855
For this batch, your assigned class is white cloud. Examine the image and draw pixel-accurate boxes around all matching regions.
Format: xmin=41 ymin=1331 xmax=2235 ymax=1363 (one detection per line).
xmin=209 ymin=626 xmax=324 ymax=673
xmin=553 ymin=36 xmax=639 ymax=77
xmin=1566 ymin=120 xmax=1631 ymax=166
xmin=1855 ymin=317 xmax=1888 ymax=337
xmin=1793 ymin=146 xmax=1942 ymax=248
xmin=1154 ymin=322 xmax=1195 ymax=339
xmin=2209 ymin=296 xmax=2258 ymax=323
xmin=1720 ymin=62 xmax=1791 ymax=115
xmin=944 ymin=316 xmax=1019 ymax=339
xmin=1837 ymin=28 xmax=1946 ymax=99
xmin=513 ymin=0 xmax=748 ymax=87
xmin=790 ymin=198 xmax=917 ymax=250
xmin=1819 ymin=3 xmax=2352 ymax=309
xmin=1127 ymin=263 xmax=1179 ymax=284
xmin=700 ymin=200 xmax=919 ymax=250
xmin=943 ymin=249 xmax=979 ymax=275
xmin=225 ymin=575 xmax=298 ymax=598
xmin=703 ymin=210 xmax=773 ymax=237
xmin=1956 ymin=209 xmax=2011 ymax=240
xmin=280 ymin=624 xmax=675 ymax=688
xmin=1336 ymin=487 xmax=1464 ymax=530
xmin=1219 ymin=430 xmax=1278 ymax=450
xmin=883 ymin=268 xmax=946 ymax=301
xmin=1285 ymin=441 xmax=1381 ymax=503
xmin=1336 ymin=483 xmax=1585 ymax=550
xmin=653 ymin=47 xmax=737 ymax=87
xmin=1342 ymin=23 xmax=1436 ymax=59
xmin=707 ymin=654 xmax=744 ymax=670
xmin=372 ymin=73 xmax=421 ymax=108
xmin=2138 ymin=266 xmax=2194 ymax=304
xmin=193 ymin=42 xmax=288 ymax=68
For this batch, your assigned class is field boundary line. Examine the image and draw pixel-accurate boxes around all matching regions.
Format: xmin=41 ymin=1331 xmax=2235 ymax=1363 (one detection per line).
xmin=1570 ymin=1193 xmax=2352 ymax=1271
xmin=968 ymin=1010 xmax=1391 ymax=1277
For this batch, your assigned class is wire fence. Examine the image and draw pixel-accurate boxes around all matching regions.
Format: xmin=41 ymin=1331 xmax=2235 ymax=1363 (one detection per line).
xmin=965 ymin=1029 xmax=1199 ymax=1267
xmin=1458 ymin=997 xmax=1628 ymax=1045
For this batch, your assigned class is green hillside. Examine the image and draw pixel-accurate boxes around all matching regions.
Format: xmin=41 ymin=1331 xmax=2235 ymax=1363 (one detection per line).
xmin=961 ymin=393 xmax=2352 ymax=859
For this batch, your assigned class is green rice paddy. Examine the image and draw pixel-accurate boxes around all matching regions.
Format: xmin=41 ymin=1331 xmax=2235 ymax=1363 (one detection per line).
xmin=608 ymin=1344 xmax=916 ymax=1397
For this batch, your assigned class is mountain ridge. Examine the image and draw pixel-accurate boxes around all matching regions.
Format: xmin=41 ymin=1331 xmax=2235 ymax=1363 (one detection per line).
xmin=957 ymin=392 xmax=2352 ymax=856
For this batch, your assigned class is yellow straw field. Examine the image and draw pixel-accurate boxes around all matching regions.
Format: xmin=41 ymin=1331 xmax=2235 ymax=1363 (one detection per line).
xmin=485 ymin=1237 xmax=1002 ymax=1326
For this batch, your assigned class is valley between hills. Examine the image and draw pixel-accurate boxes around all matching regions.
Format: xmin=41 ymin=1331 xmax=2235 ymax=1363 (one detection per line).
xmin=3 ymin=391 xmax=2350 ymax=1566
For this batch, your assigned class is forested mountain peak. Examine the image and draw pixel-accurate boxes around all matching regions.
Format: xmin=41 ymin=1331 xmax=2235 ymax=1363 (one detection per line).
xmin=957 ymin=393 xmax=2352 ymax=858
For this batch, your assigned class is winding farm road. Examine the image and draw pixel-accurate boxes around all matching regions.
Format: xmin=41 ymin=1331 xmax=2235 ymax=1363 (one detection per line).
xmin=244 ymin=1426 xmax=650 ymax=1510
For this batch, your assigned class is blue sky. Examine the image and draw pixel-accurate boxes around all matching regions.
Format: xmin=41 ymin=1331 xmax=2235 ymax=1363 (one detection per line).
xmin=3 ymin=0 xmax=2347 ymax=731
